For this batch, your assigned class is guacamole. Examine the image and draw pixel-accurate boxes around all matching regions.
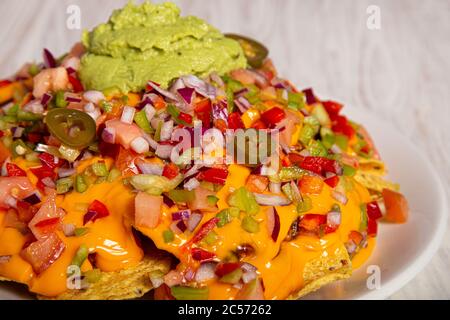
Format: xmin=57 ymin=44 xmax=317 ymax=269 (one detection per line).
xmin=79 ymin=2 xmax=247 ymax=93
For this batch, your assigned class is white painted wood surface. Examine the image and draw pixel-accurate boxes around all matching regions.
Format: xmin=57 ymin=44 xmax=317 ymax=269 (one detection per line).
xmin=0 ymin=0 xmax=448 ymax=299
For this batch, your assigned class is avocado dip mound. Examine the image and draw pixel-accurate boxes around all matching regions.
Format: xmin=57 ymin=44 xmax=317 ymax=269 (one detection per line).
xmin=79 ymin=1 xmax=247 ymax=93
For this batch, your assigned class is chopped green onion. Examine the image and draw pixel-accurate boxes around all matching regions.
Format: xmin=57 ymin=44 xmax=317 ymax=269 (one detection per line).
xmin=170 ymin=286 xmax=209 ymax=300
xmin=134 ymin=109 xmax=152 ymax=133
xmin=226 ymin=87 xmax=235 ymax=113
xmin=59 ymin=144 xmax=81 ymax=162
xmin=91 ymin=162 xmax=109 ymax=177
xmin=359 ymin=204 xmax=368 ymax=231
xmin=71 ymin=244 xmax=89 ymax=268
xmin=299 ymin=125 xmax=316 ymax=146
xmin=16 ymin=110 xmax=43 ymax=121
xmin=163 ymin=230 xmax=174 ymax=243
xmin=154 ymin=120 xmax=162 ymax=142
xmin=107 ymin=168 xmax=121 ymax=182
xmin=129 ymin=174 xmax=183 ymax=195
xmin=331 ymin=203 xmax=341 ymax=212
xmin=311 ymin=103 xmax=331 ymax=126
xmin=167 ymin=189 xmax=195 ymax=203
xmin=228 ymin=187 xmax=259 ymax=215
xmin=83 ymin=269 xmax=102 ymax=284
xmin=56 ymin=177 xmax=73 ymax=194
xmin=28 ymin=64 xmax=40 ymax=76
xmin=335 ymin=134 xmax=349 ymax=151
xmin=307 ymin=140 xmax=327 ymax=157
xmin=6 ymin=104 xmax=19 ymax=116
xmin=297 ymin=196 xmax=312 ymax=214
xmin=276 ymin=166 xmax=306 ymax=182
xmin=343 ymin=165 xmax=357 ymax=177
xmin=216 ymin=209 xmax=232 ymax=227
xmin=241 ymin=216 xmax=259 ymax=233
xmin=203 ymin=231 xmax=218 ymax=245
xmin=219 ymin=268 xmax=243 ymax=284
xmin=207 ymin=195 xmax=219 ymax=206
xmin=287 ymin=92 xmax=305 ymax=110
xmin=99 ymin=100 xmax=113 ymax=113
xmin=75 ymin=175 xmax=88 ymax=193
xmin=55 ymin=91 xmax=68 ymax=108
xmin=74 ymin=227 xmax=89 ymax=237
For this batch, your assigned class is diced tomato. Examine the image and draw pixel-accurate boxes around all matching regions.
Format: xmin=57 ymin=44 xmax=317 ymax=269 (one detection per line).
xmin=348 ymin=230 xmax=364 ymax=245
xmin=227 ymin=112 xmax=245 ymax=130
xmin=366 ymin=201 xmax=383 ymax=220
xmin=162 ymin=163 xmax=179 ymax=180
xmin=0 ymin=177 xmax=34 ymax=209
xmin=251 ymin=120 xmax=267 ymax=129
xmin=191 ymin=248 xmax=216 ymax=262
xmin=27 ymin=133 xmax=42 ymax=144
xmin=299 ymin=156 xmax=338 ymax=176
xmin=3 ymin=210 xmax=27 ymax=230
xmin=83 ymin=200 xmax=110 ymax=225
xmin=68 ymin=75 xmax=84 ymax=92
xmin=260 ymin=107 xmax=285 ymax=127
xmin=134 ymin=192 xmax=162 ymax=229
xmin=324 ymin=175 xmax=339 ymax=188
xmin=197 ymin=168 xmax=228 ymax=185
xmin=6 ymin=163 xmax=26 ymax=177
xmin=178 ymin=112 xmax=193 ymax=124
xmin=38 ymin=153 xmax=63 ymax=169
xmin=20 ymin=232 xmax=65 ymax=274
xmin=245 ymin=174 xmax=269 ymax=193
xmin=230 ymin=69 xmax=257 ymax=85
xmin=299 ymin=214 xmax=327 ymax=231
xmin=322 ymin=100 xmax=343 ymax=120
xmin=105 ymin=119 xmax=142 ymax=149
xmin=194 ymin=99 xmax=212 ymax=128
xmin=28 ymin=192 xmax=64 ymax=240
xmin=215 ymin=262 xmax=241 ymax=277
xmin=16 ymin=200 xmax=37 ymax=223
xmin=299 ymin=175 xmax=324 ymax=195
xmin=188 ymin=187 xmax=217 ymax=212
xmin=367 ymin=218 xmax=378 ymax=237
xmin=382 ymin=189 xmax=409 ymax=223
xmin=214 ymin=119 xmax=227 ymax=133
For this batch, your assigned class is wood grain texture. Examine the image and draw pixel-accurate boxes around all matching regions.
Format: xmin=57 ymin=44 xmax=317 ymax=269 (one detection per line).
xmin=0 ymin=0 xmax=448 ymax=299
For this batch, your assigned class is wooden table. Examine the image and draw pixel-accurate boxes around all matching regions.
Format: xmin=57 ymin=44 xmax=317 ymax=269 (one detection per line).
xmin=0 ymin=0 xmax=448 ymax=299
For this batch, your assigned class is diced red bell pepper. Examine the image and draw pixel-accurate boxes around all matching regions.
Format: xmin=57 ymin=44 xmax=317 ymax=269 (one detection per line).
xmin=366 ymin=201 xmax=383 ymax=220
xmin=215 ymin=262 xmax=241 ymax=277
xmin=299 ymin=156 xmax=338 ymax=176
xmin=0 ymin=80 xmax=12 ymax=88
xmin=6 ymin=163 xmax=26 ymax=177
xmin=261 ymin=107 xmax=286 ymax=127
xmin=227 ymin=112 xmax=245 ymax=130
xmin=332 ymin=115 xmax=355 ymax=139
xmin=299 ymin=214 xmax=327 ymax=231
xmin=367 ymin=218 xmax=378 ymax=237
xmin=27 ymin=133 xmax=42 ymax=144
xmin=251 ymin=120 xmax=267 ymax=129
xmin=162 ymin=163 xmax=179 ymax=180
xmin=0 ymin=131 xmax=4 ymax=138
xmin=197 ymin=168 xmax=228 ymax=185
xmin=322 ymin=101 xmax=343 ymax=120
xmin=178 ymin=112 xmax=193 ymax=125
xmin=194 ymin=99 xmax=212 ymax=128
xmin=187 ymin=217 xmax=219 ymax=247
xmin=287 ymin=153 xmax=305 ymax=167
xmin=38 ymin=153 xmax=63 ymax=169
xmin=83 ymin=200 xmax=110 ymax=225
xmin=324 ymin=175 xmax=340 ymax=188
xmin=68 ymin=75 xmax=84 ymax=93
xmin=191 ymin=248 xmax=216 ymax=262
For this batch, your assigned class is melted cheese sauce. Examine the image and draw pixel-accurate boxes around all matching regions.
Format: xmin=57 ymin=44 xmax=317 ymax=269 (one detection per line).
xmin=0 ymin=157 xmax=142 ymax=297
xmin=138 ymin=164 xmax=375 ymax=300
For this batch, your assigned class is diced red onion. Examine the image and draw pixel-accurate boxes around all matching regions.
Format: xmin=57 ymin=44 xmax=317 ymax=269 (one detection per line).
xmin=4 ymin=195 xmax=17 ymax=208
xmin=66 ymin=67 xmax=76 ymax=75
xmin=23 ymin=100 xmax=44 ymax=114
xmin=43 ymin=48 xmax=57 ymax=68
xmin=149 ymin=272 xmax=164 ymax=289
xmin=58 ymin=167 xmax=76 ymax=178
xmin=345 ymin=240 xmax=357 ymax=255
xmin=83 ymin=90 xmax=105 ymax=104
xmin=299 ymin=149 xmax=311 ymax=157
xmin=327 ymin=211 xmax=341 ymax=227
xmin=250 ymin=70 xmax=269 ymax=88
xmin=12 ymin=127 xmax=24 ymax=138
xmin=333 ymin=162 xmax=343 ymax=176
xmin=170 ymin=221 xmax=184 ymax=234
xmin=290 ymin=181 xmax=302 ymax=202
xmin=87 ymin=108 xmax=101 ymax=121
xmin=169 ymin=78 xmax=186 ymax=93
xmin=377 ymin=198 xmax=387 ymax=216
xmin=0 ymin=255 xmax=11 ymax=264
xmin=184 ymin=178 xmax=200 ymax=191
xmin=136 ymin=161 xmax=163 ymax=175
xmin=269 ymin=182 xmax=281 ymax=194
xmin=172 ymin=209 xmax=191 ymax=221
xmin=331 ymin=190 xmax=348 ymax=205
xmin=184 ymin=164 xmax=203 ymax=179
xmin=81 ymin=151 xmax=93 ymax=160
xmin=40 ymin=93 xmax=52 ymax=106
xmin=41 ymin=177 xmax=55 ymax=189
xmin=130 ymin=137 xmax=149 ymax=154
xmin=62 ymin=56 xmax=80 ymax=71
xmin=65 ymin=95 xmax=82 ymax=103
xmin=101 ymin=127 xmax=116 ymax=144
xmin=23 ymin=192 xmax=41 ymax=205
xmin=330 ymin=144 xmax=342 ymax=154
xmin=142 ymin=133 xmax=158 ymax=150
xmin=234 ymin=87 xmax=249 ymax=97
xmin=279 ymin=141 xmax=292 ymax=155
xmin=144 ymin=104 xmax=156 ymax=121
xmin=176 ymin=220 xmax=187 ymax=233
xmin=195 ymin=262 xmax=218 ymax=282
xmin=177 ymin=87 xmax=195 ymax=104
xmin=242 ymin=269 xmax=257 ymax=284
xmin=181 ymin=75 xmax=216 ymax=99
xmin=302 ymin=88 xmax=317 ymax=105
xmin=187 ymin=212 xmax=203 ymax=232
xmin=254 ymin=193 xmax=291 ymax=206
xmin=84 ymin=102 xmax=95 ymax=112
xmin=266 ymin=206 xmax=281 ymax=242
xmin=147 ymin=81 xmax=178 ymax=101
xmin=121 ymin=106 xmax=135 ymax=124
xmin=212 ymin=101 xmax=228 ymax=122
xmin=62 ymin=223 xmax=76 ymax=237
xmin=155 ymin=144 xmax=173 ymax=159
xmin=160 ymin=120 xmax=174 ymax=141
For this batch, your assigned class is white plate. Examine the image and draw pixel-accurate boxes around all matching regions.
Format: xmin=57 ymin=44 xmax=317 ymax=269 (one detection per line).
xmin=305 ymin=106 xmax=448 ymax=300
xmin=0 ymin=107 xmax=447 ymax=300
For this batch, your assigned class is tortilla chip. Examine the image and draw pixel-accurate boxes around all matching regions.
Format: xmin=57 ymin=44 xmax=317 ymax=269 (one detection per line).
xmin=358 ymin=158 xmax=386 ymax=175
xmin=354 ymin=171 xmax=399 ymax=193
xmin=288 ymin=244 xmax=352 ymax=300
xmin=38 ymin=254 xmax=171 ymax=300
